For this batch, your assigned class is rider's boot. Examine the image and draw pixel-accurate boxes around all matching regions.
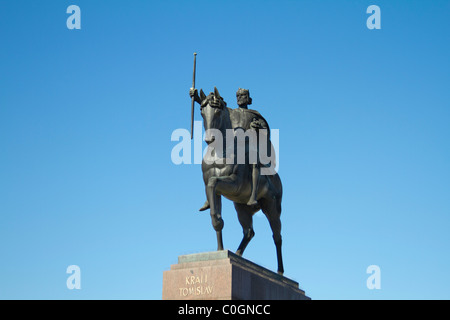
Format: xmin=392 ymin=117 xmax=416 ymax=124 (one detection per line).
xmin=199 ymin=200 xmax=210 ymax=211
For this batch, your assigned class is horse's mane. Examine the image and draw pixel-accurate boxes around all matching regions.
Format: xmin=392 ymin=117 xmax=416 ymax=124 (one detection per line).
xmin=200 ymin=88 xmax=227 ymax=109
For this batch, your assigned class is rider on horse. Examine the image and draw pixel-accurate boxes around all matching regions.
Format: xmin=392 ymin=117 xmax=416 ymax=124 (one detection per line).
xmin=190 ymin=87 xmax=271 ymax=210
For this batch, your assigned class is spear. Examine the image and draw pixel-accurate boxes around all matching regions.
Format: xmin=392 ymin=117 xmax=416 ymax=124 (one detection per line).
xmin=190 ymin=52 xmax=197 ymax=139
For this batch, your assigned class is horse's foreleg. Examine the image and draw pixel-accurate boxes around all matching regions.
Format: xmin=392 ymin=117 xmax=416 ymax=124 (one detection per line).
xmin=206 ymin=175 xmax=240 ymax=251
xmin=206 ymin=178 xmax=224 ymax=250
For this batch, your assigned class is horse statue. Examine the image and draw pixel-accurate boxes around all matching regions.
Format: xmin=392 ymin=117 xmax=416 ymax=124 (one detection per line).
xmin=199 ymin=87 xmax=284 ymax=275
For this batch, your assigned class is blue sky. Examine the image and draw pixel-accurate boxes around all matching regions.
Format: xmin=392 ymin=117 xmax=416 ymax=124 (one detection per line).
xmin=0 ymin=0 xmax=449 ymax=299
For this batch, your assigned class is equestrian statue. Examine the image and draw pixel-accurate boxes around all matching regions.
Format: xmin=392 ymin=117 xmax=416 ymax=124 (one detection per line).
xmin=188 ymin=55 xmax=284 ymax=275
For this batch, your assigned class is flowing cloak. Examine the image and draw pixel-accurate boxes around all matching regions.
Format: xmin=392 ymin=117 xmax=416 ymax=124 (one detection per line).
xmin=229 ymin=107 xmax=270 ymax=136
xmin=228 ymin=107 xmax=275 ymax=166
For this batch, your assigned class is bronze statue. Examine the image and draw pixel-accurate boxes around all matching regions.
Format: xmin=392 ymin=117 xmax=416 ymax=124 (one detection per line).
xmin=189 ymin=86 xmax=284 ymax=275
xmin=191 ymin=87 xmax=270 ymax=210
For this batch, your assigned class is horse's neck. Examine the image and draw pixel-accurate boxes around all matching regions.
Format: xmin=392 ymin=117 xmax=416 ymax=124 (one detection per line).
xmin=209 ymin=108 xmax=233 ymax=159
xmin=216 ymin=107 xmax=232 ymax=141
xmin=223 ymin=107 xmax=233 ymax=131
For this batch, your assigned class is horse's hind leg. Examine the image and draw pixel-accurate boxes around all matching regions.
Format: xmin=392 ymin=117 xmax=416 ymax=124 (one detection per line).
xmin=261 ymin=198 xmax=284 ymax=275
xmin=234 ymin=203 xmax=258 ymax=256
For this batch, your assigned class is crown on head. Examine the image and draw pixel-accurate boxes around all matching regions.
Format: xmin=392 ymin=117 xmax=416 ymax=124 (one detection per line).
xmin=236 ymin=88 xmax=250 ymax=96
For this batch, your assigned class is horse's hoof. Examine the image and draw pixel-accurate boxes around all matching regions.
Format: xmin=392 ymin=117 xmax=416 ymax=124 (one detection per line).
xmin=199 ymin=201 xmax=210 ymax=211
xmin=247 ymin=200 xmax=258 ymax=206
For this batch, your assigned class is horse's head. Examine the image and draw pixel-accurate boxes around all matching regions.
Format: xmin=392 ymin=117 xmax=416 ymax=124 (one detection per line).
xmin=200 ymin=87 xmax=229 ymax=144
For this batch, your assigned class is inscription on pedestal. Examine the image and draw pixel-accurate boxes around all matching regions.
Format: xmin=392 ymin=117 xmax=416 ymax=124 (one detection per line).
xmin=178 ymin=273 xmax=213 ymax=298
xmin=162 ymin=251 xmax=310 ymax=300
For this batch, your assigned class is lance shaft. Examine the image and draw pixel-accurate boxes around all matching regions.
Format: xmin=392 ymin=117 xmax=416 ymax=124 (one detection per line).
xmin=191 ymin=52 xmax=197 ymax=139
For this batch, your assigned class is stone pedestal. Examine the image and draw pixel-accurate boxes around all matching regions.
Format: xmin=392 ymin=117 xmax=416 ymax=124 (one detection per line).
xmin=162 ymin=250 xmax=310 ymax=300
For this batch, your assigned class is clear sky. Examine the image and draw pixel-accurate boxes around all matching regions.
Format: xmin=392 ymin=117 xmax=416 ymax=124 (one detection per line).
xmin=0 ymin=0 xmax=449 ymax=299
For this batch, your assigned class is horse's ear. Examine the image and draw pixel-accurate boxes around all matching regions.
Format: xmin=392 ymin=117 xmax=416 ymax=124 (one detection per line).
xmin=214 ymin=87 xmax=222 ymax=99
xmin=200 ymin=89 xmax=206 ymax=100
